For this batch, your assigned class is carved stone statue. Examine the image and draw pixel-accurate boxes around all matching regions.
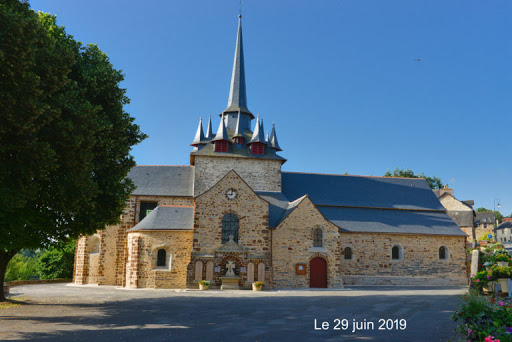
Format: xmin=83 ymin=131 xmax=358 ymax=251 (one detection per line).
xmin=225 ymin=260 xmax=236 ymax=277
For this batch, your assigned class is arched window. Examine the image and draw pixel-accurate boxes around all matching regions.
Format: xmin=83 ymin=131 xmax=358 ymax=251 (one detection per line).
xmin=157 ymin=249 xmax=166 ymax=267
xmin=391 ymin=245 xmax=402 ymax=260
xmin=313 ymin=228 xmax=323 ymax=247
xmin=439 ymin=246 xmax=447 ymax=260
xmin=222 ymin=213 xmax=239 ymax=244
xmin=344 ymin=247 xmax=352 ymax=260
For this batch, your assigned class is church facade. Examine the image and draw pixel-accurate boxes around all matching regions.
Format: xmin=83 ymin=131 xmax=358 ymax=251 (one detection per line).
xmin=73 ymin=16 xmax=468 ymax=289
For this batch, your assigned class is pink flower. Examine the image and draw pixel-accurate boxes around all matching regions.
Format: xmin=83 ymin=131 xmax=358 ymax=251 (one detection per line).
xmin=484 ymin=336 xmax=494 ymax=342
xmin=476 ymin=279 xmax=481 ymax=282
xmin=499 ymin=301 xmax=505 ymax=306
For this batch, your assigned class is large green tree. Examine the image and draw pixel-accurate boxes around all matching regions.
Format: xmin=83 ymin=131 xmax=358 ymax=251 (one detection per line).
xmin=0 ymin=0 xmax=146 ymax=300
xmin=383 ymin=168 xmax=444 ymax=189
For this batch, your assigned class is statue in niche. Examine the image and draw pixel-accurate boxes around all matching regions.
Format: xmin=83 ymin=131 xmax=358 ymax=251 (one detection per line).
xmin=225 ymin=260 xmax=236 ymax=277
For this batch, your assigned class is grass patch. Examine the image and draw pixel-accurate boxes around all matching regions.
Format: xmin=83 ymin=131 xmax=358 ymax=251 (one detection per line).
xmin=0 ymin=297 xmax=29 ymax=309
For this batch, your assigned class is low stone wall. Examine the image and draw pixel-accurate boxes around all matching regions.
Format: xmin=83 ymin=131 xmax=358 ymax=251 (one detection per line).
xmin=4 ymin=278 xmax=71 ymax=287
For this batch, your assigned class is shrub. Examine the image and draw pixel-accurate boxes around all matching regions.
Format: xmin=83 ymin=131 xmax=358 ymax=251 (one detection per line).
xmin=5 ymin=253 xmax=40 ymax=282
xmin=36 ymin=241 xmax=76 ymax=280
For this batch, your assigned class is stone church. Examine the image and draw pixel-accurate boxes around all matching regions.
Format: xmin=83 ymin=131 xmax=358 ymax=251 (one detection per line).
xmin=73 ymin=15 xmax=468 ymax=289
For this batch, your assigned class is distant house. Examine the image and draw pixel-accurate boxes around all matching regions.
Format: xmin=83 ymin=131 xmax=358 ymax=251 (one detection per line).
xmin=475 ymin=212 xmax=496 ymax=240
xmin=434 ymin=186 xmax=476 ymax=242
xmin=496 ymin=222 xmax=512 ymax=244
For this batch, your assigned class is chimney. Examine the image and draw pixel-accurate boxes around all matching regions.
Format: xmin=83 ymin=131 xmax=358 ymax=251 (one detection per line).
xmin=439 ymin=184 xmax=453 ymax=196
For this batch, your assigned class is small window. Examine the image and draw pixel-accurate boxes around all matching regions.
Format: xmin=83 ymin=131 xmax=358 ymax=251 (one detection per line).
xmin=214 ymin=140 xmax=229 ymax=152
xmin=484 ymin=223 xmax=487 ymax=229
xmin=344 ymin=247 xmax=352 ymax=260
xmin=313 ymin=228 xmax=323 ymax=247
xmin=234 ymin=137 xmax=244 ymax=145
xmin=439 ymin=246 xmax=447 ymax=260
xmin=391 ymin=245 xmax=401 ymax=260
xmin=251 ymin=142 xmax=265 ymax=155
xmin=139 ymin=201 xmax=158 ymax=221
xmin=157 ymin=249 xmax=166 ymax=267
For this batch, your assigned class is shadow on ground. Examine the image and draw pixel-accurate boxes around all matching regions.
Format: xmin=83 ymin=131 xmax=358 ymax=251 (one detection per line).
xmin=0 ymin=286 xmax=466 ymax=342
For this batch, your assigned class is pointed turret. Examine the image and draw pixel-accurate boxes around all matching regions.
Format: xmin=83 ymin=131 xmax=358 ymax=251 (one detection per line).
xmin=223 ymin=15 xmax=253 ymax=117
xmin=212 ymin=114 xmax=230 ymax=152
xmin=233 ymin=110 xmax=245 ymax=145
xmin=212 ymin=114 xmax=229 ymax=142
xmin=248 ymin=115 xmax=266 ymax=144
xmin=190 ymin=117 xmax=205 ymax=146
xmin=233 ymin=110 xmax=243 ymax=138
xmin=269 ymin=121 xmax=282 ymax=151
xmin=265 ymin=130 xmax=269 ymax=143
xmin=205 ymin=115 xmax=213 ymax=140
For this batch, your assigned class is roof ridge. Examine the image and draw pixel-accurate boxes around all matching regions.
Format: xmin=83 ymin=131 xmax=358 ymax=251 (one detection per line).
xmin=315 ymin=204 xmax=446 ymax=212
xmin=282 ymin=171 xmax=424 ymax=180
xmin=135 ymin=165 xmax=191 ymax=167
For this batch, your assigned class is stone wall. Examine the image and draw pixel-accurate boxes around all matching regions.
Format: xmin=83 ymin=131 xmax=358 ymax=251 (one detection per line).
xmin=272 ymin=196 xmax=468 ymax=288
xmin=193 ymin=156 xmax=282 ymax=196
xmin=460 ymin=226 xmax=474 ymax=243
xmin=73 ymin=195 xmax=193 ymax=287
xmin=338 ymin=233 xmax=467 ymax=285
xmin=272 ymin=197 xmax=342 ymax=288
xmin=125 ymin=231 xmax=193 ymax=288
xmin=440 ymin=195 xmax=473 ymax=212
xmin=188 ymin=170 xmax=272 ymax=287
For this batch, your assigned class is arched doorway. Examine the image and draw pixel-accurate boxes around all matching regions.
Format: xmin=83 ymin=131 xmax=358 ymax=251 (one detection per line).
xmin=310 ymin=257 xmax=327 ymax=288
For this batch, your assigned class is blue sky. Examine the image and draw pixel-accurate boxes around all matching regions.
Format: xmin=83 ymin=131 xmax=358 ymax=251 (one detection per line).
xmin=30 ymin=0 xmax=511 ymax=217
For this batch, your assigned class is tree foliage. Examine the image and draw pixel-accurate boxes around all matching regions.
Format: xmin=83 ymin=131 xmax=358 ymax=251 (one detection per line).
xmin=36 ymin=241 xmax=76 ymax=280
xmin=0 ymin=0 xmax=146 ymax=299
xmin=383 ymin=168 xmax=444 ymax=189
xmin=4 ymin=253 xmax=40 ymax=282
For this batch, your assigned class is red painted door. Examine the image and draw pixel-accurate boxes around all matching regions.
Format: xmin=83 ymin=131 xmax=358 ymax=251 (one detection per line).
xmin=310 ymin=257 xmax=327 ymax=288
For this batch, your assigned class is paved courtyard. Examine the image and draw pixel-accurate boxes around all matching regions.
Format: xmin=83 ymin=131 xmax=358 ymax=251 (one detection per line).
xmin=1 ymin=284 xmax=467 ymax=341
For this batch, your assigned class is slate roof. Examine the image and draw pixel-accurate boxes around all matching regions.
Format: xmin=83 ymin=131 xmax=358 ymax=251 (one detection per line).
xmin=318 ymin=206 xmax=467 ymax=236
xmin=497 ymin=222 xmax=512 ymax=230
xmin=476 ymin=212 xmax=495 ymax=224
xmin=128 ymin=206 xmax=194 ymax=231
xmin=445 ymin=211 xmax=474 ymax=227
xmin=128 ymin=166 xmax=193 ymax=197
xmin=255 ymin=191 xmax=307 ymax=228
xmin=281 ymin=172 xmax=444 ymax=210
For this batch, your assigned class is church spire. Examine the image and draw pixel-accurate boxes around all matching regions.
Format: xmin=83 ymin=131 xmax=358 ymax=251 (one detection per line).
xmin=224 ymin=15 xmax=253 ymax=117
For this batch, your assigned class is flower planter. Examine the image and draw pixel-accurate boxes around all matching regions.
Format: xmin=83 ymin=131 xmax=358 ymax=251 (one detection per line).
xmin=199 ymin=284 xmax=209 ymax=291
xmin=498 ymin=278 xmax=511 ymax=295
xmin=483 ymin=282 xmax=496 ymax=294
xmin=252 ymin=283 xmax=263 ymax=291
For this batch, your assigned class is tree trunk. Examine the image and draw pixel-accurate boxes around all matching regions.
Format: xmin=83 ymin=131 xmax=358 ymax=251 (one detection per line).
xmin=0 ymin=250 xmax=17 ymax=301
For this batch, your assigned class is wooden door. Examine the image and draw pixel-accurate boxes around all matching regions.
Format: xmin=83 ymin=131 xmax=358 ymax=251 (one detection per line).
xmin=310 ymin=257 xmax=327 ymax=288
